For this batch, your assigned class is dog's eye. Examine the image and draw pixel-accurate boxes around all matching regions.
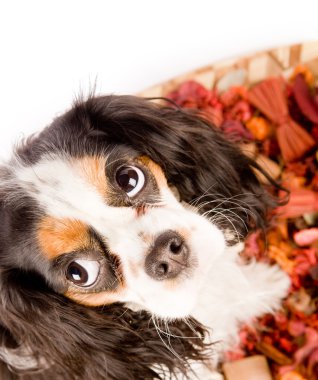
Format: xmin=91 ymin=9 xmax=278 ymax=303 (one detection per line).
xmin=116 ymin=166 xmax=145 ymax=197
xmin=66 ymin=260 xmax=100 ymax=287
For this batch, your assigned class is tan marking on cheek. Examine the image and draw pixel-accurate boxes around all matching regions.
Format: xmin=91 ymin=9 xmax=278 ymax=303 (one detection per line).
xmin=64 ymin=288 xmax=125 ymax=306
xmin=178 ymin=228 xmax=190 ymax=241
xmin=72 ymin=156 xmax=108 ymax=197
xmin=37 ymin=217 xmax=90 ymax=259
xmin=137 ymin=156 xmax=168 ymax=189
xmin=128 ymin=260 xmax=141 ymax=277
xmin=163 ymin=279 xmax=192 ymax=293
xmin=138 ymin=232 xmax=153 ymax=245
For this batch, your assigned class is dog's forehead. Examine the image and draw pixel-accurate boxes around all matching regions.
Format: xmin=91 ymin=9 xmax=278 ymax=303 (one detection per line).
xmin=11 ymin=151 xmax=169 ymax=257
xmin=14 ymin=152 xmax=163 ymax=211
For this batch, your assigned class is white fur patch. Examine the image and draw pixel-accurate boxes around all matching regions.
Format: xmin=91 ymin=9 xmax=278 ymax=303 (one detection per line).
xmin=0 ymin=345 xmax=49 ymax=372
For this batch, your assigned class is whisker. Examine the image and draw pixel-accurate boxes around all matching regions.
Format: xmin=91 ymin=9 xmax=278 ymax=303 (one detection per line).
xmin=151 ymin=316 xmax=182 ymax=360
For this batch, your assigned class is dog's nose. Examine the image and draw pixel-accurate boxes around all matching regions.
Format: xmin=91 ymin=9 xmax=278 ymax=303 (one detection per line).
xmin=145 ymin=230 xmax=189 ymax=281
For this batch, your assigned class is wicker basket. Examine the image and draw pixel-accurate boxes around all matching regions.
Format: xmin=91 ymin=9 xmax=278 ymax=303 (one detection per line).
xmin=138 ymin=41 xmax=318 ymax=97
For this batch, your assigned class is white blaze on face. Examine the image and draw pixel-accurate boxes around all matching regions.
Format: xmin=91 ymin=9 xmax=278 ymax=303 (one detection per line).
xmin=13 ymin=154 xmax=226 ymax=319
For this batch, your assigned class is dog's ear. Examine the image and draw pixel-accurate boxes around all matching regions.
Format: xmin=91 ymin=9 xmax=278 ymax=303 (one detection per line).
xmin=61 ymin=95 xmax=281 ymax=242
xmin=0 ymin=268 xmax=209 ymax=379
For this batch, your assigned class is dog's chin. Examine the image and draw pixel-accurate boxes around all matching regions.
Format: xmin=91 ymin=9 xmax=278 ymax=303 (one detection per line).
xmin=130 ymin=299 xmax=196 ymax=321
xmin=149 ymin=299 xmax=197 ymax=321
xmin=126 ymin=275 xmax=206 ymax=320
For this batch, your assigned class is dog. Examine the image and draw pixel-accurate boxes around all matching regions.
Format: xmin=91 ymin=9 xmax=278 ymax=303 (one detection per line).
xmin=0 ymin=95 xmax=290 ymax=379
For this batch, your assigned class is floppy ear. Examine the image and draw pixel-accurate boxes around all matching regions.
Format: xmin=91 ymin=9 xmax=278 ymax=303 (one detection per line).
xmin=61 ymin=95 xmax=280 ymax=242
xmin=0 ymin=266 xmax=210 ymax=380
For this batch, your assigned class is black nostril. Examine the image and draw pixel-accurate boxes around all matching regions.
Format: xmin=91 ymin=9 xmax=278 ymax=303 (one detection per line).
xmin=145 ymin=230 xmax=189 ymax=281
xmin=169 ymin=239 xmax=183 ymax=254
xmin=157 ymin=262 xmax=169 ymax=276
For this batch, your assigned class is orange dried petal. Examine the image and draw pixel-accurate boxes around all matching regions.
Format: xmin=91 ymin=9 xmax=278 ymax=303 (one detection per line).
xmin=290 ymin=64 xmax=315 ymax=86
xmin=246 ymin=116 xmax=272 ymax=140
xmin=268 ymin=246 xmax=294 ymax=274
xmin=280 ymin=371 xmax=307 ymax=380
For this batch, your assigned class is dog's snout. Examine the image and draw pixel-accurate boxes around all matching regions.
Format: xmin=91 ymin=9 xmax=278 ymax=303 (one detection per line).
xmin=145 ymin=230 xmax=189 ymax=281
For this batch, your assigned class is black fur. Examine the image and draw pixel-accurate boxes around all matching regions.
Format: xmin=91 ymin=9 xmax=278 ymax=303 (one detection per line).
xmin=0 ymin=95 xmax=280 ymax=379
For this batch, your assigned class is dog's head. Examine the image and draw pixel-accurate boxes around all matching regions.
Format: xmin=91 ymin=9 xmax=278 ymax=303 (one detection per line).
xmin=0 ymin=95 xmax=277 ymax=379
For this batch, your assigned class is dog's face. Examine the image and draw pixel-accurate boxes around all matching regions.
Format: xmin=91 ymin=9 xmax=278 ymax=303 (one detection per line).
xmin=0 ymin=95 xmax=277 ymax=378
xmin=7 ymin=146 xmax=225 ymax=319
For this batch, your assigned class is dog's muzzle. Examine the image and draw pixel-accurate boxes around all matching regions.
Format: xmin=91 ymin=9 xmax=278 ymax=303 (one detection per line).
xmin=145 ymin=230 xmax=189 ymax=280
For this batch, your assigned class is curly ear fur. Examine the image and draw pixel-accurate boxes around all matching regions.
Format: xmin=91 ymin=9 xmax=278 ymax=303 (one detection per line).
xmin=1 ymin=94 xmax=281 ymax=378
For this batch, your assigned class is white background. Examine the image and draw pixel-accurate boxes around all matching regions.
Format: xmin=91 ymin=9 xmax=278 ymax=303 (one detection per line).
xmin=0 ymin=0 xmax=318 ymax=159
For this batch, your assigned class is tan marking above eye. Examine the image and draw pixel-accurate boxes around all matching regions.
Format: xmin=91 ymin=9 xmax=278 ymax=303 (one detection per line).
xmin=65 ymin=288 xmax=125 ymax=306
xmin=72 ymin=156 xmax=108 ymax=198
xmin=37 ymin=217 xmax=91 ymax=259
xmin=137 ymin=156 xmax=168 ymax=189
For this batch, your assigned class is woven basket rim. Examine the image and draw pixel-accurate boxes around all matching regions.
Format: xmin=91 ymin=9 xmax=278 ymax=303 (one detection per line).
xmin=138 ymin=40 xmax=318 ymax=98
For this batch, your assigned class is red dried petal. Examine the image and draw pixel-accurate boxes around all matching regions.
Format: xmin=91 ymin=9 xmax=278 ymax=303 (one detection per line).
xmin=279 ymin=337 xmax=294 ymax=353
xmin=311 ymin=172 xmax=318 ymax=191
xmin=276 ymin=189 xmax=318 ymax=218
xmin=308 ymin=348 xmax=318 ymax=376
xmin=311 ymin=125 xmax=318 ymax=143
xmin=293 ymin=74 xmax=318 ymax=124
xmin=285 ymin=162 xmax=308 ymax=177
xmin=224 ymin=100 xmax=252 ymax=122
xmin=219 ymin=86 xmax=248 ymax=107
xmin=167 ymin=80 xmax=211 ymax=107
xmin=288 ymin=320 xmax=306 ymax=337
xmin=294 ymin=328 xmax=318 ymax=364
xmin=221 ymin=120 xmax=253 ymax=142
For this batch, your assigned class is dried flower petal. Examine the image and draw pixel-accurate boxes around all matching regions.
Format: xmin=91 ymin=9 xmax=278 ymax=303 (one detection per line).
xmin=276 ymin=190 xmax=318 ymax=218
xmin=167 ymin=80 xmax=210 ymax=106
xmin=224 ymin=100 xmax=252 ymax=122
xmin=294 ymin=228 xmax=318 ymax=246
xmin=221 ymin=120 xmax=253 ymax=142
xmin=293 ymin=328 xmax=318 ymax=366
xmin=287 ymin=288 xmax=315 ymax=314
xmin=255 ymin=341 xmax=292 ymax=365
xmin=280 ymin=371 xmax=307 ymax=380
xmin=293 ymin=74 xmax=318 ymax=124
xmin=288 ymin=320 xmax=306 ymax=337
xmin=291 ymin=65 xmax=315 ymax=86
xmin=308 ymin=348 xmax=318 ymax=377
xmin=246 ymin=117 xmax=272 ymax=140
xmin=276 ymin=119 xmax=316 ymax=162
xmin=249 ymin=78 xmax=315 ymax=162
xmin=311 ymin=125 xmax=318 ymax=144
xmin=219 ymin=86 xmax=248 ymax=107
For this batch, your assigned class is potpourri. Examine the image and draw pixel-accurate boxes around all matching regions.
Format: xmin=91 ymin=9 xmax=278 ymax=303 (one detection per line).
xmin=166 ymin=66 xmax=318 ymax=379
